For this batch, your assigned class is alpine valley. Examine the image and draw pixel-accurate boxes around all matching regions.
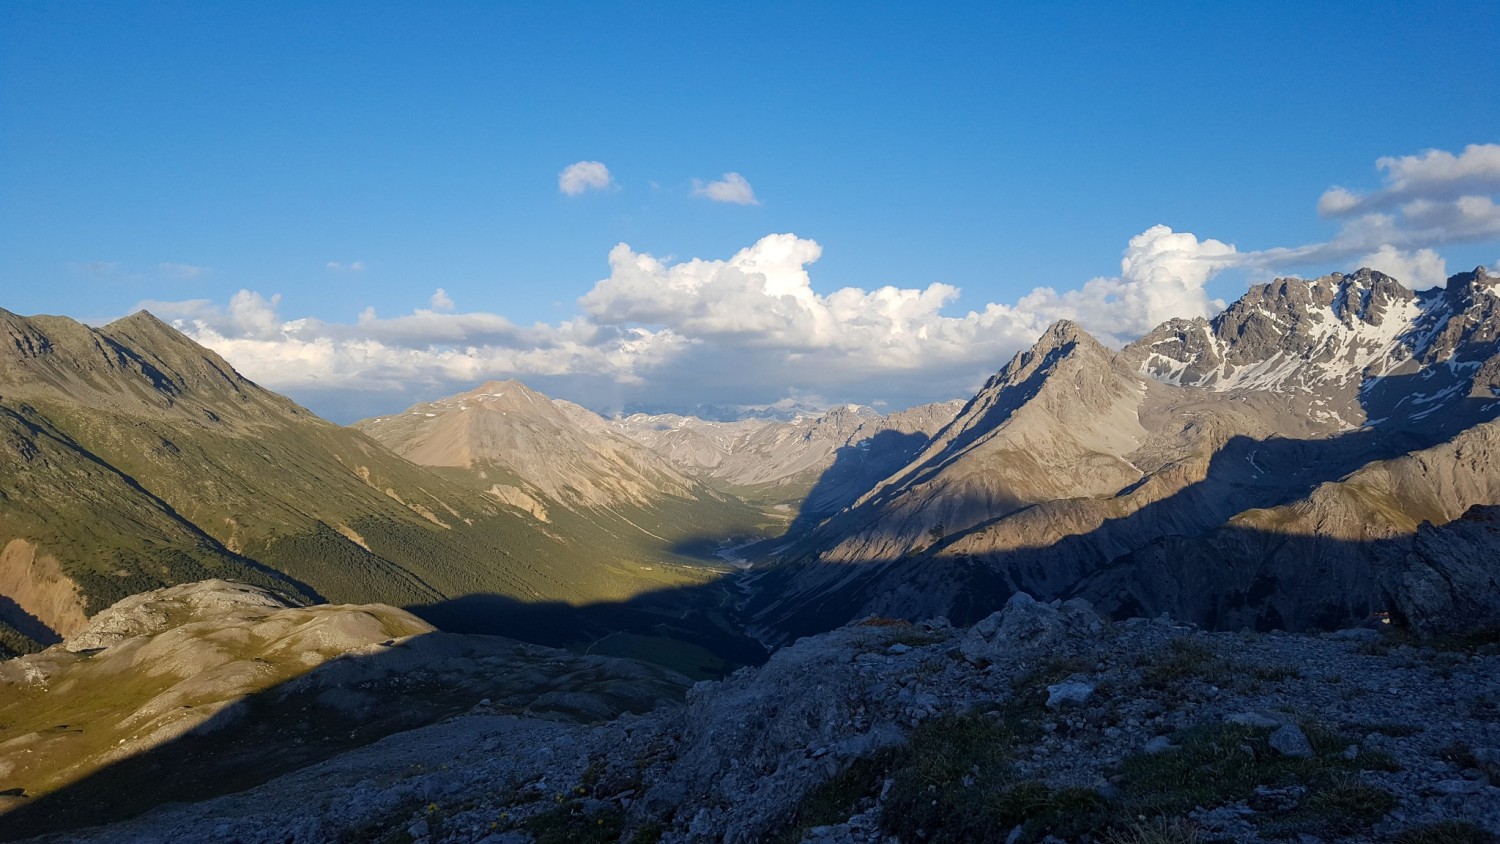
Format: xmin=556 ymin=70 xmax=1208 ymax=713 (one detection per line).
xmin=4 ymin=268 xmax=1500 ymax=843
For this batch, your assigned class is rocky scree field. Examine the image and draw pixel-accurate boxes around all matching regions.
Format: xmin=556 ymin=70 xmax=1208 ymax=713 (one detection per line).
xmin=14 ymin=591 xmax=1500 ymax=844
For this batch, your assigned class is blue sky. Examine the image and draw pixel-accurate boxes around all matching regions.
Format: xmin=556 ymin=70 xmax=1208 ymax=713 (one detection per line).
xmin=3 ymin=2 xmax=1499 ymax=421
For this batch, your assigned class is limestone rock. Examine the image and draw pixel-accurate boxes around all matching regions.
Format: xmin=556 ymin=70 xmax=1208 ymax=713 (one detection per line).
xmin=1045 ymin=679 xmax=1095 ymax=709
xmin=1269 ymin=724 xmax=1315 ymax=758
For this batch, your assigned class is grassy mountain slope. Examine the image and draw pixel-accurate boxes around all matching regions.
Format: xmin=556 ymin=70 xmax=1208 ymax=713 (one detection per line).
xmin=0 ymin=308 xmax=716 ymax=644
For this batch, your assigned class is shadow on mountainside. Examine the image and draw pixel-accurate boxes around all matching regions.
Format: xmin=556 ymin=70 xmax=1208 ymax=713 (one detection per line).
xmin=408 ymin=577 xmax=769 ymax=678
xmin=10 ymin=512 xmax=1500 ymax=842
xmin=0 ymin=574 xmax=762 ymax=841
xmin=776 ymin=429 xmax=933 ymax=541
xmin=0 ymin=598 xmax=59 ymax=649
xmin=730 ymin=372 xmax=1500 ymax=642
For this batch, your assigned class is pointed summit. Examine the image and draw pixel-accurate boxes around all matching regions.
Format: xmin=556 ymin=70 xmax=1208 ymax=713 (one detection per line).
xmin=1035 ymin=319 xmax=1102 ymax=350
xmin=1446 ymin=265 xmax=1500 ymax=295
xmin=100 ymin=309 xmax=250 ymax=395
xmin=104 ymin=309 xmax=212 ymax=354
xmin=462 ymin=377 xmax=531 ymax=395
xmin=998 ymin=319 xmax=1113 ymax=385
xmin=106 ymin=309 xmax=174 ymax=332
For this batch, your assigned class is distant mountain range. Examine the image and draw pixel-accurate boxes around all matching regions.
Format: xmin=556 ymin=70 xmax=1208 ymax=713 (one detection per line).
xmin=4 ymin=267 xmax=1500 ymax=657
xmin=736 ymin=267 xmax=1500 ymax=641
xmin=0 ymin=311 xmax=753 ymax=655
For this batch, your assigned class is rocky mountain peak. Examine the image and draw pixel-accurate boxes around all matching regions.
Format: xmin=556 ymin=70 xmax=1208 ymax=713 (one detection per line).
xmin=1441 ymin=265 xmax=1500 ymax=308
xmin=100 ymin=310 xmax=252 ymax=399
xmin=102 ymin=310 xmax=209 ymax=356
xmin=0 ymin=311 xmax=103 ymax=371
xmin=105 ymin=309 xmax=175 ymax=335
xmin=1323 ymin=268 xmax=1415 ymax=325
xmin=1123 ymin=270 xmax=1464 ymax=432
xmin=0 ymin=309 xmax=263 ymax=414
xmin=1125 ymin=316 xmax=1222 ymax=386
xmin=1034 ymin=318 xmax=1102 ymax=353
xmin=357 ymin=378 xmax=713 ymax=511
xmin=461 ymin=377 xmax=533 ymax=397
xmin=989 ymin=319 xmax=1113 ymax=393
xmin=1452 ymin=264 xmax=1497 ymax=285
xmin=804 ymin=403 xmax=881 ymax=437
xmin=0 ymin=307 xmax=57 ymax=364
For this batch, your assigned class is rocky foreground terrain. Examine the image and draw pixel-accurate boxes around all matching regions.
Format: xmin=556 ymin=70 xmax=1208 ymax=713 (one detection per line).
xmin=11 ymin=587 xmax=1498 ymax=844
xmin=0 ymin=581 xmax=690 ymax=842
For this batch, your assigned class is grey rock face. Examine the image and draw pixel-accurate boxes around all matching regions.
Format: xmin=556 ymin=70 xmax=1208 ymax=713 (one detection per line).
xmin=1045 ymin=678 xmax=1095 ymax=709
xmin=634 ymin=622 xmax=912 ymax=843
xmin=1387 ymin=504 xmax=1500 ymax=636
xmin=1127 ymin=266 xmax=1500 ymax=435
xmin=1227 ymin=711 xmax=1289 ymax=730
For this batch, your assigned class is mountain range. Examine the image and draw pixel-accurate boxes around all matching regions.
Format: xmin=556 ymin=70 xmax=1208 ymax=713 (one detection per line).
xmin=5 ymin=268 xmax=1500 ymax=655
xmin=737 ymin=267 xmax=1500 ymax=640
xmin=7 ymin=267 xmax=1500 ymax=841
xmin=0 ymin=310 xmax=750 ymax=657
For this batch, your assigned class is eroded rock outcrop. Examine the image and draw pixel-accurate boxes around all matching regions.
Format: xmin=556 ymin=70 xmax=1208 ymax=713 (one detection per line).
xmin=1387 ymin=504 xmax=1500 ymax=636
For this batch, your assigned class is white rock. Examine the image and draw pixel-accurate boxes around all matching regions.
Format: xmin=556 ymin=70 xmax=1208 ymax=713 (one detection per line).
xmin=1045 ymin=679 xmax=1095 ymax=709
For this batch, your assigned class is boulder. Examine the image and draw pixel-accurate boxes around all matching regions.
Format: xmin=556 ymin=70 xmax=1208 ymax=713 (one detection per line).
xmin=1045 ymin=678 xmax=1095 ymax=709
xmin=1269 ymin=724 xmax=1314 ymax=758
xmin=960 ymin=592 xmax=1099 ymax=665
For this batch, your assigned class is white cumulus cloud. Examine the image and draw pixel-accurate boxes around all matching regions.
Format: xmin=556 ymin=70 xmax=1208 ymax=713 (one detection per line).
xmin=559 ymin=161 xmax=614 ymax=196
xmin=138 ymin=142 xmax=1500 ymax=421
xmin=692 ymin=172 xmax=759 ymax=205
xmin=327 ymin=260 xmax=367 ymax=272
xmin=1245 ymin=143 xmax=1500 ymax=280
xmin=1320 ymin=144 xmax=1500 ymax=218
xmin=1008 ymin=225 xmax=1236 ymax=343
xmin=149 ymin=227 xmax=1258 ymax=420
